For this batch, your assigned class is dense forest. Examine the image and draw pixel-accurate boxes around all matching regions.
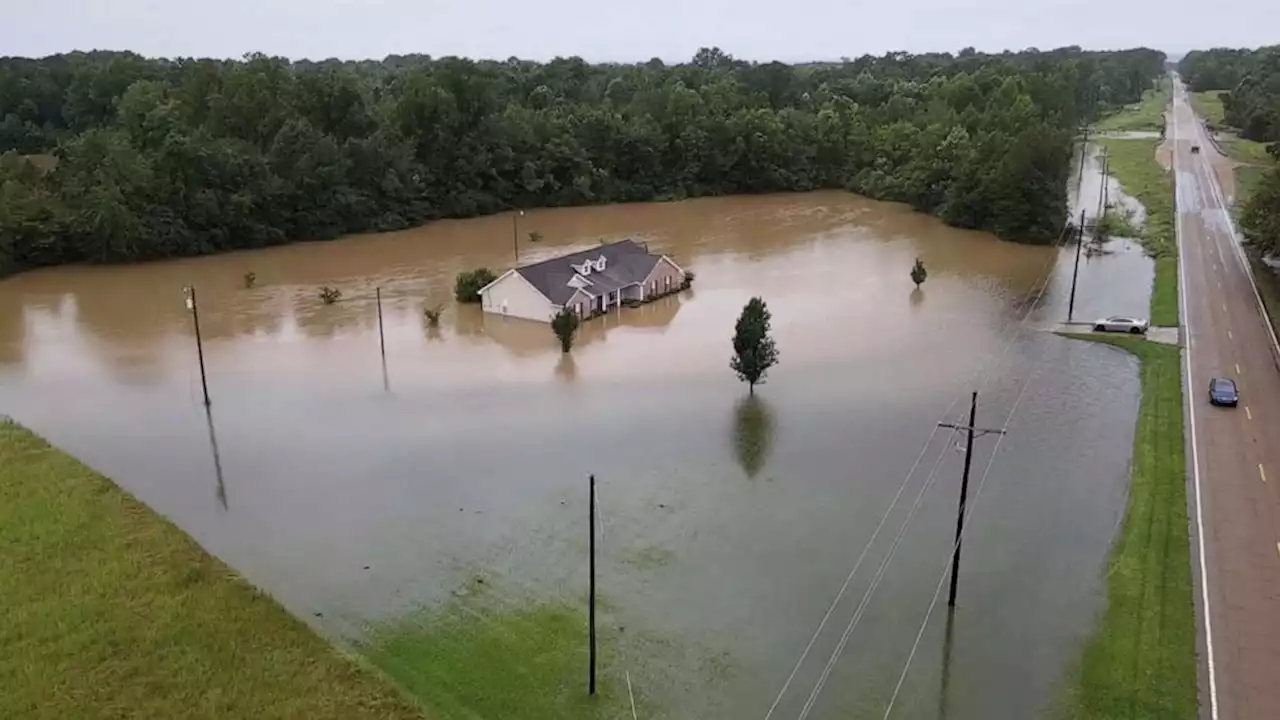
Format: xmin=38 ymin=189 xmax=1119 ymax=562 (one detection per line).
xmin=1179 ymin=46 xmax=1280 ymax=144
xmin=1180 ymin=47 xmax=1280 ymax=255
xmin=0 ymin=46 xmax=1164 ymax=276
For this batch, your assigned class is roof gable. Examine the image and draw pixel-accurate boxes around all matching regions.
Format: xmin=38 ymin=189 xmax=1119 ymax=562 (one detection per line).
xmin=515 ymin=239 xmax=661 ymax=305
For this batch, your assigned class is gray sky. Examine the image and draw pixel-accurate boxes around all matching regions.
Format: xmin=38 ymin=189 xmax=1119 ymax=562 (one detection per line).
xmin=3 ymin=0 xmax=1274 ymax=62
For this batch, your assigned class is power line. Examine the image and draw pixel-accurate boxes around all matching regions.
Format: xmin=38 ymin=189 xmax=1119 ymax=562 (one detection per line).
xmin=786 ymin=219 xmax=1077 ymax=718
xmin=766 ymin=219 xmax=1075 ymax=719
xmin=794 ymin=430 xmax=959 ymax=720
xmin=879 ymin=324 xmax=1057 ymax=718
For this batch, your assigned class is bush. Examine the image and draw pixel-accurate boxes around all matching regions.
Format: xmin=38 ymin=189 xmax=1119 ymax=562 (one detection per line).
xmin=682 ymin=270 xmax=696 ymax=290
xmin=319 ymin=286 xmax=342 ymax=304
xmin=455 ymin=268 xmax=498 ymax=303
xmin=423 ymin=304 xmax=443 ymax=326
xmin=551 ymin=308 xmax=580 ymax=353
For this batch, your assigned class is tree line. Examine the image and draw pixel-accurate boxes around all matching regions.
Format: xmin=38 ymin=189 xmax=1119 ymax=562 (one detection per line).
xmin=1 ymin=46 xmax=1164 ymax=277
xmin=1180 ymin=47 xmax=1280 ymax=256
xmin=1178 ymin=46 xmax=1280 ymax=144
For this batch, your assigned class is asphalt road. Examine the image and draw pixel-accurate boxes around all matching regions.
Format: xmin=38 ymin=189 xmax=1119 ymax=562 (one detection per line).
xmin=1172 ymin=75 xmax=1280 ymax=720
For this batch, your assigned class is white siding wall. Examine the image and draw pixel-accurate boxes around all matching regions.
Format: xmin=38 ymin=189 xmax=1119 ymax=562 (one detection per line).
xmin=480 ymin=272 xmax=555 ymax=322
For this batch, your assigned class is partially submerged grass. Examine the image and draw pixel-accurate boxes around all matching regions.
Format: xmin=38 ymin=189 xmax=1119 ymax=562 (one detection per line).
xmin=1097 ymin=138 xmax=1179 ymax=325
xmin=1097 ymin=80 xmax=1170 ymax=132
xmin=1054 ymin=335 xmax=1196 ymax=720
xmin=1098 ymin=206 xmax=1141 ymax=238
xmin=0 ymin=420 xmax=424 ymax=719
xmin=364 ymin=589 xmax=644 ymax=720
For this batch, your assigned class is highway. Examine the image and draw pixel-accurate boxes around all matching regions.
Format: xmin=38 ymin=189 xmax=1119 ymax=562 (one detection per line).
xmin=1171 ymin=74 xmax=1280 ymax=720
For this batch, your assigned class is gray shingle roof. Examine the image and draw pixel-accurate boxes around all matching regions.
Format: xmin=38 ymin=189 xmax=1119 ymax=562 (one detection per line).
xmin=515 ymin=239 xmax=661 ymax=305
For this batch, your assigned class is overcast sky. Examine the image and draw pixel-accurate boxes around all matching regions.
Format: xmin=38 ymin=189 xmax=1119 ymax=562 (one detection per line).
xmin=3 ymin=0 xmax=1274 ymax=63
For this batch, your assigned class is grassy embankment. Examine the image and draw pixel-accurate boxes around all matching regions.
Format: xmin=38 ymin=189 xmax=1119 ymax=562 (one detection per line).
xmin=1190 ymin=90 xmax=1276 ymax=199
xmin=1053 ymin=335 xmax=1196 ymax=720
xmin=1096 ymin=137 xmax=1178 ymax=326
xmin=0 ymin=419 xmax=425 ymax=719
xmin=364 ymin=584 xmax=649 ymax=720
xmin=1189 ymin=91 xmax=1280 ymax=339
xmin=1096 ymin=77 xmax=1170 ymax=133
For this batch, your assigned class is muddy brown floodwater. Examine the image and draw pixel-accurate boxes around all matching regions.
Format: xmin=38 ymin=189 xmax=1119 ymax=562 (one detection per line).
xmin=0 ymin=190 xmax=1151 ymax=718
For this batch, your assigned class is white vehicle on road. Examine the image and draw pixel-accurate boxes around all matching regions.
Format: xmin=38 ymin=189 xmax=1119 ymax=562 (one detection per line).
xmin=1092 ymin=315 xmax=1150 ymax=334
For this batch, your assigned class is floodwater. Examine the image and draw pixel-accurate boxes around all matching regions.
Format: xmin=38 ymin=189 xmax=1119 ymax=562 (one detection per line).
xmin=0 ymin=189 xmax=1150 ymax=719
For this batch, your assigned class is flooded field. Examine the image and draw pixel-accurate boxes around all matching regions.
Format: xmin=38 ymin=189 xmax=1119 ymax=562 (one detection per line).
xmin=0 ymin=189 xmax=1152 ymax=718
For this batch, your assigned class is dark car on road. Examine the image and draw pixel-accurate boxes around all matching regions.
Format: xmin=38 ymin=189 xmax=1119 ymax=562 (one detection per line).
xmin=1191 ymin=144 xmax=1201 ymax=154
xmin=1209 ymin=377 xmax=1238 ymax=407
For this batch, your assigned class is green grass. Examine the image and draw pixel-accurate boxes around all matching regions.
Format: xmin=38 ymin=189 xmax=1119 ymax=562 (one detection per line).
xmin=1189 ymin=89 xmax=1276 ymax=201
xmin=1190 ymin=91 xmax=1227 ymax=127
xmin=364 ymin=585 xmax=646 ymax=720
xmin=1096 ymin=80 xmax=1170 ymax=132
xmin=0 ymin=420 xmax=425 ymax=720
xmin=1097 ymin=138 xmax=1179 ymax=325
xmin=1054 ymin=335 xmax=1196 ymax=720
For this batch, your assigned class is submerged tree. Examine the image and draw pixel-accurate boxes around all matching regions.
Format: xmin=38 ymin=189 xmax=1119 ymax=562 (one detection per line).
xmin=730 ymin=297 xmax=779 ymax=395
xmin=243 ymin=271 xmax=257 ymax=288
xmin=551 ymin=308 xmax=580 ymax=353
xmin=318 ymin=286 xmax=342 ymax=304
xmin=454 ymin=268 xmax=497 ymax=303
xmin=423 ymin=303 xmax=442 ymax=326
xmin=910 ymin=258 xmax=928 ymax=289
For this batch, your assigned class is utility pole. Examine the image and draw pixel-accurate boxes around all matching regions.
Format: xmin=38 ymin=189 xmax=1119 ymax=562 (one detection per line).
xmin=512 ymin=209 xmax=525 ymax=264
xmin=1095 ymin=148 xmax=1109 ymax=240
xmin=183 ymin=286 xmax=210 ymax=407
xmin=376 ymin=287 xmax=386 ymax=362
xmin=588 ymin=473 xmax=597 ymax=696
xmin=937 ymin=392 xmax=1005 ymax=607
xmin=1068 ymin=209 xmax=1086 ymax=322
xmin=376 ymin=287 xmax=388 ymax=392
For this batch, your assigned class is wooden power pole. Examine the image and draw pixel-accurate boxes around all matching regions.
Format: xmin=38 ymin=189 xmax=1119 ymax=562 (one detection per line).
xmin=937 ymin=392 xmax=1005 ymax=607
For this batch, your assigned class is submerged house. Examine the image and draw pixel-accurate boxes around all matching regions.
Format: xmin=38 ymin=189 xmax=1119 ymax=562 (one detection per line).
xmin=478 ymin=239 xmax=687 ymax=323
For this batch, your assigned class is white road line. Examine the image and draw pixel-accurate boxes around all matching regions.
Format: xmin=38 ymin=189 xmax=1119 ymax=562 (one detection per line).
xmin=1173 ymin=77 xmax=1221 ymax=720
xmin=1194 ymin=104 xmax=1280 ymax=359
xmin=1246 ymin=406 xmax=1253 ymax=420
xmin=1228 ymin=330 xmax=1233 ymax=340
xmin=1261 ymin=465 xmax=1268 ymax=484
xmin=1236 ymin=363 xmax=1242 ymax=375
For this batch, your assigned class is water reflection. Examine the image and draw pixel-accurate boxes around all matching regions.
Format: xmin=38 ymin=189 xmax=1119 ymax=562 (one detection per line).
xmin=554 ymin=354 xmax=578 ymax=382
xmin=937 ymin=607 xmax=957 ymax=720
xmin=910 ymin=287 xmax=925 ymax=310
xmin=731 ymin=395 xmax=775 ymax=478
xmin=204 ymin=406 xmax=227 ymax=511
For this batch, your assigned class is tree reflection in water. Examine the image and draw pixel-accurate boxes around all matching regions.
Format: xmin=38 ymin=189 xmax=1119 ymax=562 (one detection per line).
xmin=732 ymin=394 xmax=775 ymax=478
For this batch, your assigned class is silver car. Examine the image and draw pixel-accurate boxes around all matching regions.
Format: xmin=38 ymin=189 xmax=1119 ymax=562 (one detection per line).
xmin=1093 ymin=315 xmax=1150 ymax=334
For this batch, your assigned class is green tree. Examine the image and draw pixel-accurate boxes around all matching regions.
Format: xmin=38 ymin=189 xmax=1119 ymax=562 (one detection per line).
xmin=551 ymin=308 xmax=580 ymax=353
xmin=454 ymin=268 xmax=497 ymax=303
xmin=730 ymin=297 xmax=780 ymax=395
xmin=910 ymin=258 xmax=928 ymax=288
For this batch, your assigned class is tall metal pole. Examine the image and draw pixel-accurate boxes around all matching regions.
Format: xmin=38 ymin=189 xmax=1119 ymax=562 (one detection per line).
xmin=589 ymin=473 xmax=597 ymax=696
xmin=938 ymin=392 xmax=1004 ymax=607
xmin=1068 ymin=209 xmax=1085 ymax=322
xmin=512 ymin=211 xmax=520 ymax=264
xmin=186 ymin=286 xmax=210 ymax=407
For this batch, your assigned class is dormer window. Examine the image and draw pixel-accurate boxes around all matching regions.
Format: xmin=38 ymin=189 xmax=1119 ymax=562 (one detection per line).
xmin=578 ymin=262 xmax=592 ymax=275
xmin=594 ymin=256 xmax=606 ymax=272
